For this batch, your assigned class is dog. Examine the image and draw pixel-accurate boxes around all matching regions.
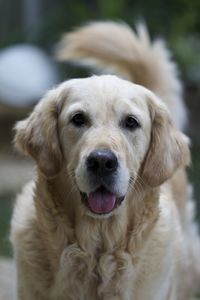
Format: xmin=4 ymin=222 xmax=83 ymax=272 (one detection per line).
xmin=11 ymin=22 xmax=200 ymax=300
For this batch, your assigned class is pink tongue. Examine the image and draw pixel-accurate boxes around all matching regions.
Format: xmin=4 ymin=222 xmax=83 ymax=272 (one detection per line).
xmin=88 ymin=189 xmax=116 ymax=214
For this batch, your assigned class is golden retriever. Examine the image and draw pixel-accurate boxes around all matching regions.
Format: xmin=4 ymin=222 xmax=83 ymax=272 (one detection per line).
xmin=11 ymin=22 xmax=200 ymax=300
xmin=11 ymin=75 xmax=200 ymax=300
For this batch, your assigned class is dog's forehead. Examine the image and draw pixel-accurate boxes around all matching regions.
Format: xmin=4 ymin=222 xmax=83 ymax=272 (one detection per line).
xmin=61 ymin=75 xmax=150 ymax=117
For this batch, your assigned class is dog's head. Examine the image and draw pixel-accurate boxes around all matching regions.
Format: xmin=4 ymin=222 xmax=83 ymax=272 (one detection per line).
xmin=15 ymin=75 xmax=190 ymax=217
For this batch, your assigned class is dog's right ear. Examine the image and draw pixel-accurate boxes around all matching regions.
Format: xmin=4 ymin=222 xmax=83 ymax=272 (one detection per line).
xmin=14 ymin=89 xmax=64 ymax=178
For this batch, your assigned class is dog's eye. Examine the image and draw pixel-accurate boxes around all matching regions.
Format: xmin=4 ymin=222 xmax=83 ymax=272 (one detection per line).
xmin=71 ymin=113 xmax=86 ymax=127
xmin=123 ymin=116 xmax=141 ymax=130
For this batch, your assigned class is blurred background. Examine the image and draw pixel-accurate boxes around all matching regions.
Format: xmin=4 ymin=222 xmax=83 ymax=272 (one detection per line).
xmin=0 ymin=0 xmax=199 ymax=295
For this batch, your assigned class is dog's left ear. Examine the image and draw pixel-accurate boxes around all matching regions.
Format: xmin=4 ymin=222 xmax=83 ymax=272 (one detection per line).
xmin=14 ymin=89 xmax=63 ymax=178
xmin=142 ymin=94 xmax=190 ymax=187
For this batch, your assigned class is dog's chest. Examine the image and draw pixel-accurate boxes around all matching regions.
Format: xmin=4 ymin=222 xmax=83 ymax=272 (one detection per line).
xmin=52 ymin=243 xmax=135 ymax=300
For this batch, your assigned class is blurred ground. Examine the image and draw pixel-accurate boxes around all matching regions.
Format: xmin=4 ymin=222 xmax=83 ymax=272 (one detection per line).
xmin=0 ymin=155 xmax=34 ymax=194
xmin=0 ymin=154 xmax=33 ymax=256
xmin=0 ymin=259 xmax=15 ymax=300
xmin=0 ymin=103 xmax=34 ymax=256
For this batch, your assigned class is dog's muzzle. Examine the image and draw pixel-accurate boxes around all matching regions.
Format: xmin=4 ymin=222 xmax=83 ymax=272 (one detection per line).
xmin=80 ymin=149 xmax=125 ymax=215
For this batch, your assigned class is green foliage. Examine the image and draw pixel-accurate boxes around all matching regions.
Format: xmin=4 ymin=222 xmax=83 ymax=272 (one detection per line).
xmin=97 ymin=0 xmax=125 ymax=19
xmin=0 ymin=193 xmax=13 ymax=257
xmin=36 ymin=0 xmax=200 ymax=83
xmin=189 ymin=147 xmax=200 ymax=219
xmin=1 ymin=0 xmax=200 ymax=83
xmin=171 ymin=35 xmax=200 ymax=83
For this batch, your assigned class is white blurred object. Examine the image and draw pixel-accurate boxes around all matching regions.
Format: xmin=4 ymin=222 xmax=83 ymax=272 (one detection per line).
xmin=0 ymin=45 xmax=59 ymax=106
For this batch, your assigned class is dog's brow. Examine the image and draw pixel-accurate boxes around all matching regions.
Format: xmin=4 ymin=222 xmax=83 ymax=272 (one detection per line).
xmin=67 ymin=103 xmax=87 ymax=115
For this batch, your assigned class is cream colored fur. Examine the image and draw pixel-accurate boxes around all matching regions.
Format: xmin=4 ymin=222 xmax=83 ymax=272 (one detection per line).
xmin=11 ymin=75 xmax=200 ymax=300
xmin=56 ymin=21 xmax=186 ymax=130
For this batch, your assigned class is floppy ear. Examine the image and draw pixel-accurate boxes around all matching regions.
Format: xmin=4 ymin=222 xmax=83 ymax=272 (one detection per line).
xmin=142 ymin=94 xmax=190 ymax=187
xmin=14 ymin=89 xmax=63 ymax=178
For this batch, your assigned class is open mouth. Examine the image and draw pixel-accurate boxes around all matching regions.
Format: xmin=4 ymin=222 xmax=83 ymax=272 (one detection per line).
xmin=80 ymin=186 xmax=125 ymax=215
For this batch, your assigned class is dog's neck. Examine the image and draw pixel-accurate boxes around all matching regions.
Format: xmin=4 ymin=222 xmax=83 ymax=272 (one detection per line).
xmin=34 ymin=169 xmax=159 ymax=257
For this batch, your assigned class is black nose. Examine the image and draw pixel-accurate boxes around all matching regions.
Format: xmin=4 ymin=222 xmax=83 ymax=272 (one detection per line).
xmin=87 ymin=149 xmax=118 ymax=175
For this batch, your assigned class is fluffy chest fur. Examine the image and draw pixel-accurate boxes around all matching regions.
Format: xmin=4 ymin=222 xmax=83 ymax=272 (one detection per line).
xmin=11 ymin=179 xmax=179 ymax=300
xmin=52 ymin=242 xmax=135 ymax=300
xmin=50 ymin=194 xmax=177 ymax=300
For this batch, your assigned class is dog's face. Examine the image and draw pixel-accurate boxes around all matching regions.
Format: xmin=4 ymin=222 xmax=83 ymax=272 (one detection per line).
xmin=59 ymin=76 xmax=152 ymax=216
xmin=15 ymin=75 xmax=190 ymax=217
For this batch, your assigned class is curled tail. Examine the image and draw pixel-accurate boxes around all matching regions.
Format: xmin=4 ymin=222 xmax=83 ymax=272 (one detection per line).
xmin=56 ymin=21 xmax=186 ymax=130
